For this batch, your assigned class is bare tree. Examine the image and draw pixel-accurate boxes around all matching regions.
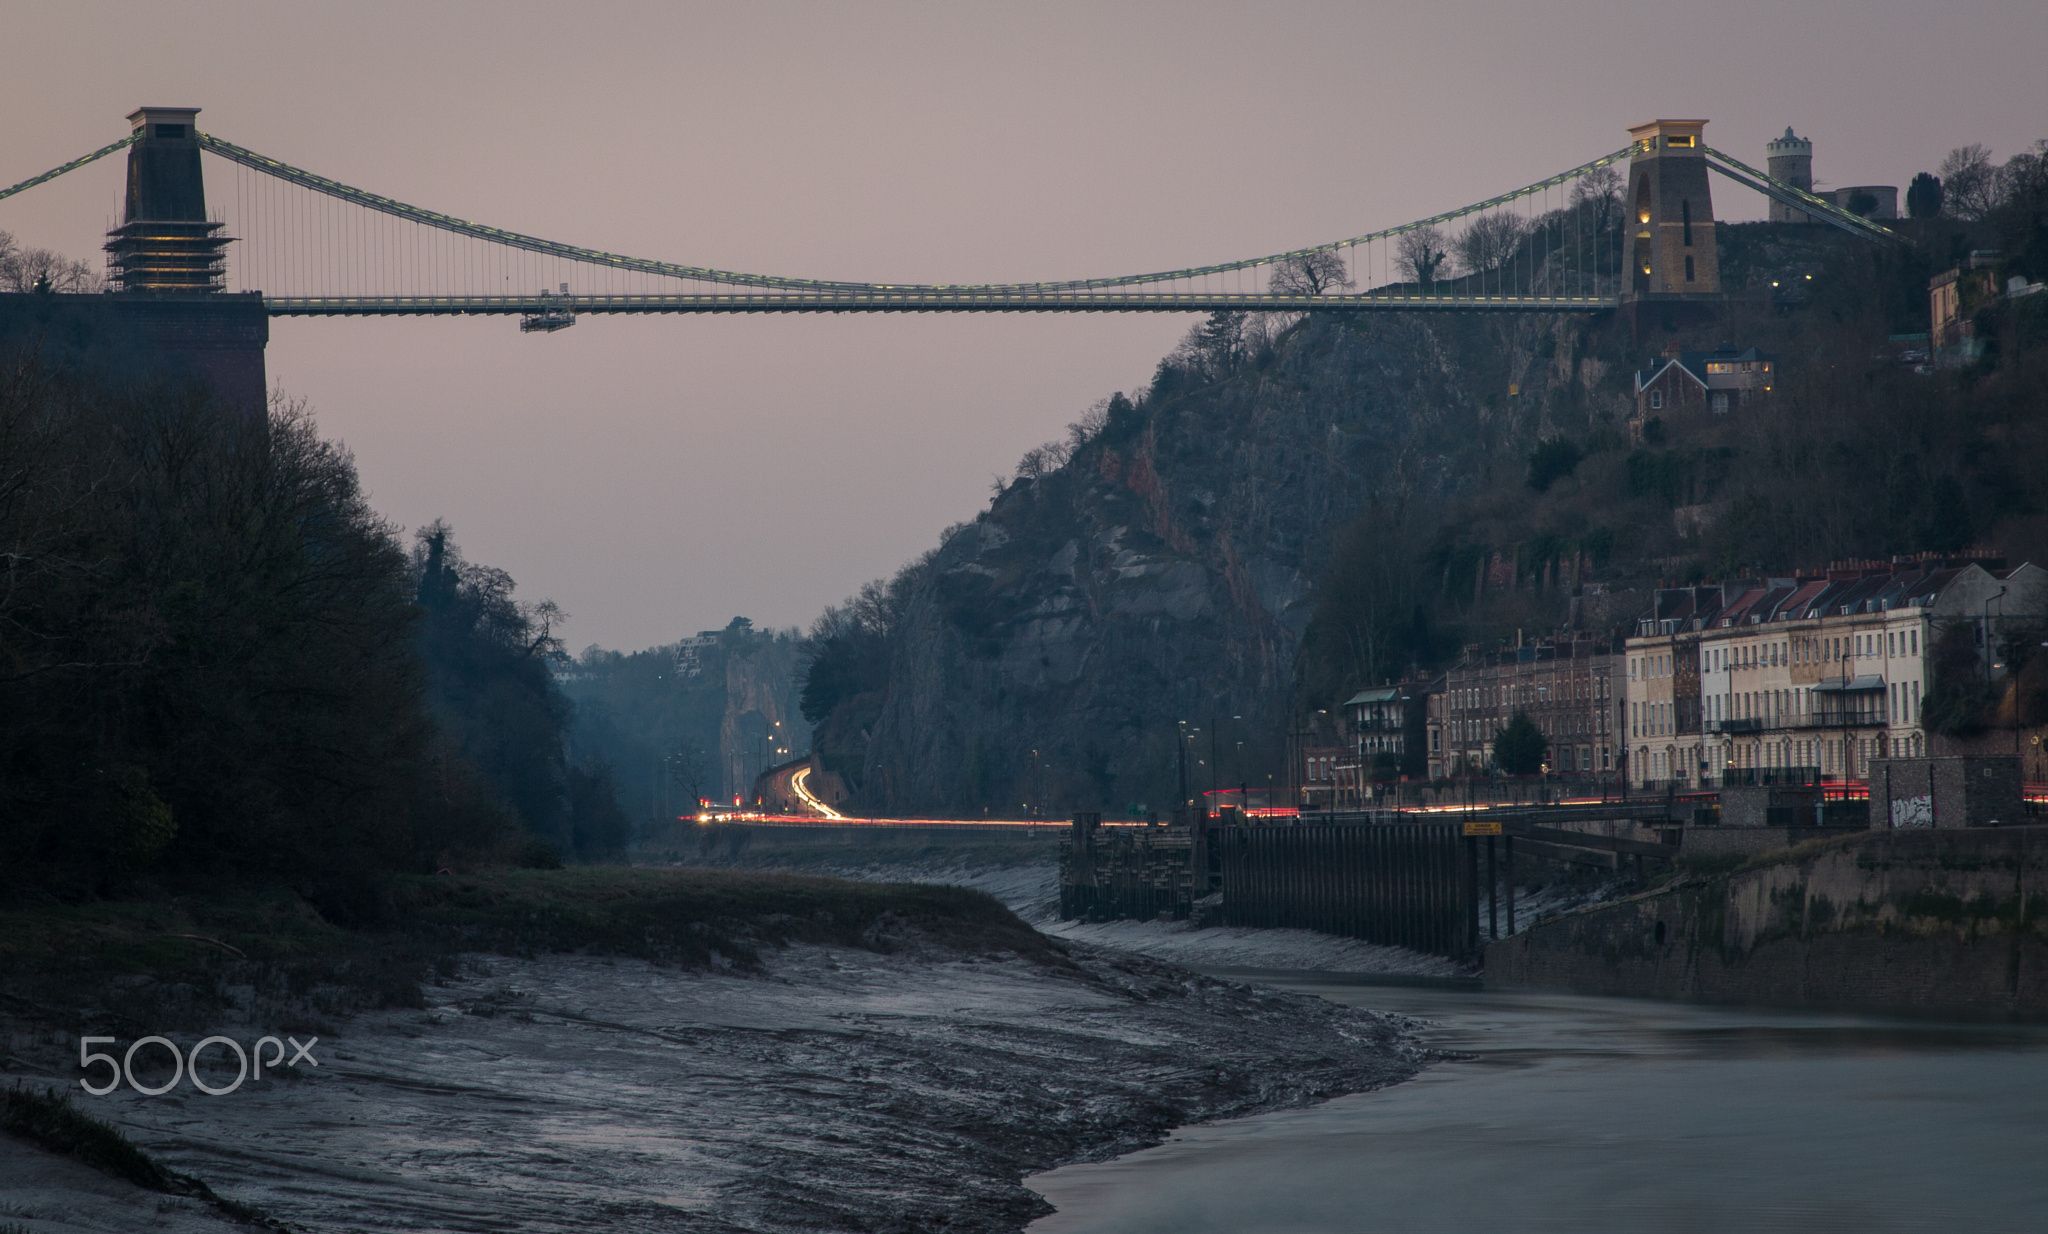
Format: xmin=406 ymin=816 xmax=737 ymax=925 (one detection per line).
xmin=1066 ymin=397 xmax=1110 ymax=451
xmin=1455 ymin=214 xmax=1527 ymax=275
xmin=1570 ymin=164 xmax=1623 ymax=234
xmin=1269 ymin=250 xmax=1353 ymax=296
xmin=1994 ymin=140 xmax=2048 ymax=217
xmin=1939 ymin=144 xmax=1998 ymax=220
xmin=1396 ymin=226 xmax=1450 ymax=285
xmin=1014 ymin=438 xmax=1073 ymax=482
xmin=0 ymin=231 xmax=102 ymax=293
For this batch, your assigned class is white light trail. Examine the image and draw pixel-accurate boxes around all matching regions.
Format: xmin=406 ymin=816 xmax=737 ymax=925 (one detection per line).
xmin=790 ymin=765 xmax=845 ymax=820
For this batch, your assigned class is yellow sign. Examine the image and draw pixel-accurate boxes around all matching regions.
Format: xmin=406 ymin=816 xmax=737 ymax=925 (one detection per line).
xmin=1462 ymin=821 xmax=1503 ymax=837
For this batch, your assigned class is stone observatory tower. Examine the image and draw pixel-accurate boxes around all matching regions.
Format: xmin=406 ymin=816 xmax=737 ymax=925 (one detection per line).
xmin=1766 ymin=127 xmax=1815 ymax=222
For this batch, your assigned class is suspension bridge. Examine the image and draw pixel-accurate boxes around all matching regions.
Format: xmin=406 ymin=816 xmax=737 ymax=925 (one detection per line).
xmin=3 ymin=109 xmax=1893 ymax=331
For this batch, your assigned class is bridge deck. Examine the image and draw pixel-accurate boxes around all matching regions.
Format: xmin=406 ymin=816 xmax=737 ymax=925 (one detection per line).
xmin=264 ymin=292 xmax=1620 ymax=317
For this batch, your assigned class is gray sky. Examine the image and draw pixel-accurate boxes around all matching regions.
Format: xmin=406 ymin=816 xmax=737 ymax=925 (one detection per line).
xmin=5 ymin=1 xmax=2044 ymax=650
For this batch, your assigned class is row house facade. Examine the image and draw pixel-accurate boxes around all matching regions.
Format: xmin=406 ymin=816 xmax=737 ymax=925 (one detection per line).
xmin=1427 ymin=636 xmax=1624 ymax=780
xmin=1625 ymin=560 xmax=2043 ymax=788
xmin=1300 ymin=679 xmax=1435 ymax=807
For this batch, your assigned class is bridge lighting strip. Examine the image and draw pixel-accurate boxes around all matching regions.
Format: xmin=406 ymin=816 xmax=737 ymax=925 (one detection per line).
xmin=0 ymin=134 xmax=138 ymax=204
xmin=1700 ymin=147 xmax=1901 ymax=243
xmin=195 ymin=131 xmax=1634 ymax=296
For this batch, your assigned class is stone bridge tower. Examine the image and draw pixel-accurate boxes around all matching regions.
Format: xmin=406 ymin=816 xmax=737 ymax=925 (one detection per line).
xmin=1624 ymin=119 xmax=1721 ymax=303
xmin=104 ymin=108 xmax=230 ymax=293
xmin=93 ymin=106 xmax=268 ymax=416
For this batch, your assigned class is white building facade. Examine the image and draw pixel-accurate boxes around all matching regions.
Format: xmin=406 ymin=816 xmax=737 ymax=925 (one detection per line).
xmin=1626 ymin=561 xmax=2043 ymax=788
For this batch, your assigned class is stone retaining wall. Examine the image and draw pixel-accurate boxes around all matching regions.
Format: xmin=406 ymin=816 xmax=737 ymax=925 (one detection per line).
xmin=1486 ymin=826 xmax=2048 ymax=1018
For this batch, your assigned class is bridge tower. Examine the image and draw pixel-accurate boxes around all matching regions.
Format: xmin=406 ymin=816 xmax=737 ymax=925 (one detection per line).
xmin=104 ymin=107 xmax=229 ymax=293
xmin=1623 ymin=119 xmax=1721 ymax=303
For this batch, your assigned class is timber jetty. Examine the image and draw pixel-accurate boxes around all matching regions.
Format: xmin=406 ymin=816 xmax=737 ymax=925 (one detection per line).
xmin=1059 ymin=805 xmax=1690 ymax=964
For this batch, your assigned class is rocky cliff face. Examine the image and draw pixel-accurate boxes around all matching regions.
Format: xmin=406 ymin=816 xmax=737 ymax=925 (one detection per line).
xmin=563 ymin=623 xmax=810 ymax=817
xmin=824 ymin=222 xmax=1972 ymax=816
xmin=857 ymin=311 xmax=1598 ymax=815
xmin=718 ymin=634 xmax=809 ymax=798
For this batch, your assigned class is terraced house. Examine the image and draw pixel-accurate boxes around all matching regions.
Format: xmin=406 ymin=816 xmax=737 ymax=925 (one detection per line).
xmin=1625 ymin=558 xmax=2043 ymax=789
xmin=1429 ymin=634 xmax=1625 ymax=781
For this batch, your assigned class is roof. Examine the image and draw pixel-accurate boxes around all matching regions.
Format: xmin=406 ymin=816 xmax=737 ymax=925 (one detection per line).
xmin=1635 ymin=561 xmax=2011 ymax=638
xmin=1770 ymin=579 xmax=1832 ymax=620
xmin=1344 ymin=687 xmax=1403 ymax=706
xmin=1635 ymin=346 xmax=1778 ymax=391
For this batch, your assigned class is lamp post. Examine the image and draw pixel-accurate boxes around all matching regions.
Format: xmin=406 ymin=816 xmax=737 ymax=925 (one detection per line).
xmin=1176 ymin=721 xmax=1192 ymax=818
xmin=1029 ymin=747 xmax=1043 ymax=819
xmin=1983 ymin=586 xmax=2008 ymax=683
xmin=1209 ymin=716 xmax=1220 ymax=798
xmin=1839 ymin=644 xmax=1854 ymax=781
xmin=1230 ymin=714 xmax=1244 ymax=811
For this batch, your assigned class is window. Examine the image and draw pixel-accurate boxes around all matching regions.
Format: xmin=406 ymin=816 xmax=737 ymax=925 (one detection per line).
xmin=1911 ymin=629 xmax=1918 ymax=655
xmin=1667 ymin=133 xmax=1696 ymax=149
xmin=154 ymin=123 xmax=187 ymax=139
xmin=1648 ymin=389 xmax=1664 ymax=410
xmin=1681 ymin=200 xmax=1693 ymax=247
xmin=1685 ymin=255 xmax=1696 ymax=282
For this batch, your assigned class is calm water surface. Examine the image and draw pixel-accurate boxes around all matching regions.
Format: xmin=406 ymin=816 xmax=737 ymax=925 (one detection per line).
xmin=1027 ymin=973 xmax=2048 ymax=1233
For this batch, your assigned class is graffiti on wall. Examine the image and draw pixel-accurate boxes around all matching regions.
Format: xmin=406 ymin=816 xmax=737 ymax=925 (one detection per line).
xmin=1890 ymin=794 xmax=1935 ymax=828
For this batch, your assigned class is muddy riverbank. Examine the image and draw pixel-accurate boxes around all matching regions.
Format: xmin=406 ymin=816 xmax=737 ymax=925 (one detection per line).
xmin=3 ymin=911 xmax=1424 ymax=1232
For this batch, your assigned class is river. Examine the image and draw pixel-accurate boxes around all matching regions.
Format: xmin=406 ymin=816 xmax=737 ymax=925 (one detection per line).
xmin=1026 ymin=973 xmax=2048 ymax=1233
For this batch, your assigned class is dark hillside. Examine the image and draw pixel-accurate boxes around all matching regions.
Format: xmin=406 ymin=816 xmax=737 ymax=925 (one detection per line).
xmin=806 ymin=187 xmax=2048 ymax=816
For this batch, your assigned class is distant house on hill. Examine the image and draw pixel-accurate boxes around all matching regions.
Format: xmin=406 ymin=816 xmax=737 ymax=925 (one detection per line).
xmin=1929 ymin=250 xmax=2010 ymax=367
xmin=1628 ymin=344 xmax=1777 ymax=444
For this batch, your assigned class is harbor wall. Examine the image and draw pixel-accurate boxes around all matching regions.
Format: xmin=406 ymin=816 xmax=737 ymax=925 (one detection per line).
xmin=1486 ymin=827 xmax=2048 ymax=1018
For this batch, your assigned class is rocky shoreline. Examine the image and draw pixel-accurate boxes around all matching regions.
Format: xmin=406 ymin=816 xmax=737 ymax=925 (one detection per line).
xmin=4 ymin=931 xmax=1425 ymax=1233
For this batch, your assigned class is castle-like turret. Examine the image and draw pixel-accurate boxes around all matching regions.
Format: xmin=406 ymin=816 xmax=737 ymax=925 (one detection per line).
xmin=1766 ymin=127 xmax=1814 ymax=223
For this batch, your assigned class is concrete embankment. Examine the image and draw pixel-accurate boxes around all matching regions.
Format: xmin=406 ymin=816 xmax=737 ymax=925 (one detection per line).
xmin=1485 ymin=826 xmax=2048 ymax=1018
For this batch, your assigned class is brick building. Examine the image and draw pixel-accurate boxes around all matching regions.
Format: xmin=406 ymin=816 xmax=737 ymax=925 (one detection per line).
xmin=1628 ymin=344 xmax=1776 ymax=442
xmin=1430 ymin=635 xmax=1624 ymax=780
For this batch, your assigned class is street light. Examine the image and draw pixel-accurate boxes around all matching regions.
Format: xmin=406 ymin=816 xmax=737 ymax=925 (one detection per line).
xmin=1176 ymin=721 xmax=1194 ymax=816
xmin=1983 ymin=587 xmax=2008 ymax=682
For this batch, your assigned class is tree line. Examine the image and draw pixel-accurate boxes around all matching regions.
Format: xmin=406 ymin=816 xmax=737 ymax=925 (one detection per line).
xmin=0 ymin=349 xmax=626 ymax=915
